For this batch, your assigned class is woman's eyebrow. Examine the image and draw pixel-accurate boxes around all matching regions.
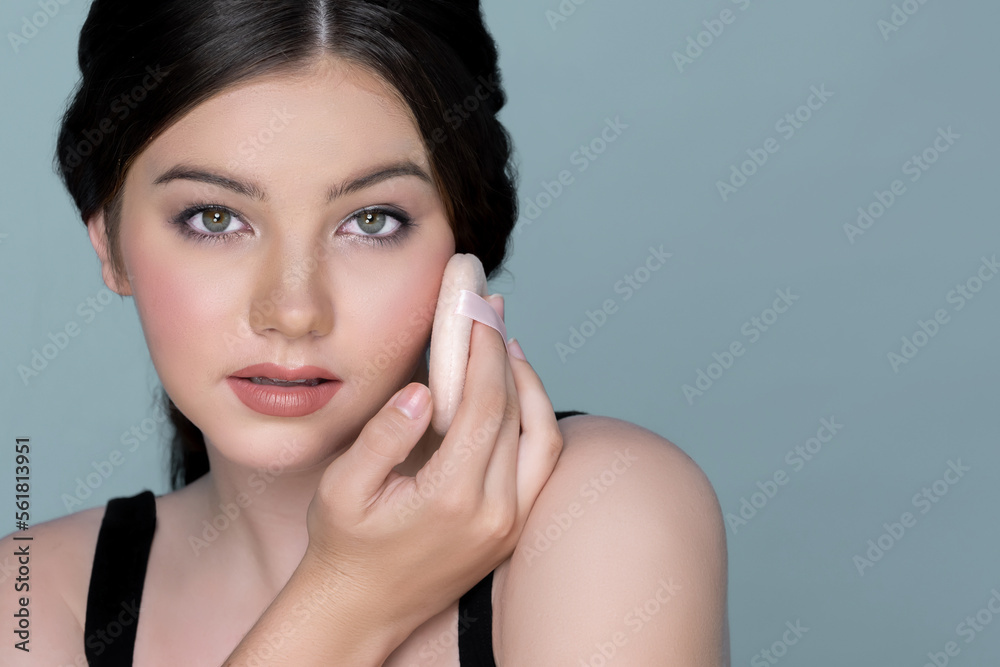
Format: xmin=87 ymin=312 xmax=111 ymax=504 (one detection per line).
xmin=152 ymin=160 xmax=433 ymax=203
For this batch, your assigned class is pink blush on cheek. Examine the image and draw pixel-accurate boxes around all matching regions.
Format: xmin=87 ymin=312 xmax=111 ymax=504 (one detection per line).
xmin=125 ymin=243 xmax=244 ymax=386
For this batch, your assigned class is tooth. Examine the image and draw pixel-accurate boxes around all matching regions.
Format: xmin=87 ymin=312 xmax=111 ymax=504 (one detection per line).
xmin=248 ymin=377 xmax=322 ymax=386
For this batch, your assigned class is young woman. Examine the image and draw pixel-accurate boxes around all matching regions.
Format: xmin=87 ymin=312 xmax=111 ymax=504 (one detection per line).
xmin=2 ymin=1 xmax=729 ymax=664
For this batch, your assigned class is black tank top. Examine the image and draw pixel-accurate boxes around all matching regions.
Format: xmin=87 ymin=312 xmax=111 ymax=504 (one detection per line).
xmin=84 ymin=410 xmax=587 ymax=665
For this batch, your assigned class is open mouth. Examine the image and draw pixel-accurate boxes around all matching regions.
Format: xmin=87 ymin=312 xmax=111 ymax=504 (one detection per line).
xmin=227 ymin=364 xmax=341 ymax=416
xmin=246 ymin=377 xmax=331 ymax=387
xmin=227 ymin=373 xmax=342 ymax=417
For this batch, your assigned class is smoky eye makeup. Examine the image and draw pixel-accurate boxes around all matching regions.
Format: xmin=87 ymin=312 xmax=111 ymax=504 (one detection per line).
xmin=165 ymin=201 xmax=417 ymax=247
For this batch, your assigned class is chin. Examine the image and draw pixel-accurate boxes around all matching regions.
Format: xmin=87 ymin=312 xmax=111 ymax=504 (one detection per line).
xmin=201 ymin=419 xmax=352 ymax=475
xmin=191 ymin=379 xmax=396 ymax=474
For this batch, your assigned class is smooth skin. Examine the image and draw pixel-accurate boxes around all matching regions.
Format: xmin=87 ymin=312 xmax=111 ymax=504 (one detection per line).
xmin=0 ymin=54 xmax=729 ymax=666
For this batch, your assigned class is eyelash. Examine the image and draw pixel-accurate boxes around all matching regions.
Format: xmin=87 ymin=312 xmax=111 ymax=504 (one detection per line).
xmin=168 ymin=203 xmax=415 ymax=247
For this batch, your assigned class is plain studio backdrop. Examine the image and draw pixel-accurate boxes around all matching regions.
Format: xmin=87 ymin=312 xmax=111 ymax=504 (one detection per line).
xmin=1 ymin=1 xmax=998 ymax=664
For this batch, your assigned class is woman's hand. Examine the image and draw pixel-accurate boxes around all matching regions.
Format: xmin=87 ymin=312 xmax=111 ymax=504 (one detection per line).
xmin=304 ymin=294 xmax=564 ymax=648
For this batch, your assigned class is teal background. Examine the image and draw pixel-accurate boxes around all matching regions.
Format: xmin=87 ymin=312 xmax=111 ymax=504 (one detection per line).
xmin=1 ymin=0 xmax=998 ymax=664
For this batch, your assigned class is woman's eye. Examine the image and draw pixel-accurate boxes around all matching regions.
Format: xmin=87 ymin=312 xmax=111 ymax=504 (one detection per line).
xmin=343 ymin=209 xmax=395 ymax=236
xmin=340 ymin=207 xmax=413 ymax=247
xmin=169 ymin=204 xmax=249 ymax=243
xmin=187 ymin=207 xmax=245 ymax=235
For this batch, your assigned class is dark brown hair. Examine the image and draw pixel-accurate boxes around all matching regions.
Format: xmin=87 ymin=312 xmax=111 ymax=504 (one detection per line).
xmin=55 ymin=0 xmax=519 ymax=489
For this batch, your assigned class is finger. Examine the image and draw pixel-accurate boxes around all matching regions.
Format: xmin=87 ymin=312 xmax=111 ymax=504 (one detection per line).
xmin=504 ymin=338 xmax=563 ymax=513
xmin=327 ymin=383 xmax=432 ymax=504
xmin=483 ymin=295 xmax=521 ymax=505
xmin=437 ymin=309 xmax=509 ymax=494
xmin=482 ymin=369 xmax=520 ymax=515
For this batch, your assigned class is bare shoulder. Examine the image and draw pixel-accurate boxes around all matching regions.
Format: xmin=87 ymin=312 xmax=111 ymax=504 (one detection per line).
xmin=494 ymin=413 xmax=730 ymax=666
xmin=555 ymin=412 xmax=717 ymax=480
xmin=548 ymin=413 xmax=723 ymax=523
xmin=1 ymin=504 xmax=107 ymax=615
xmin=0 ymin=504 xmax=108 ymax=664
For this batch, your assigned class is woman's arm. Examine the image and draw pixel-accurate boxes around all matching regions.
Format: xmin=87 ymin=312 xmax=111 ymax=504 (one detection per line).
xmin=496 ymin=415 xmax=730 ymax=666
xmin=221 ymin=548 xmax=407 ymax=666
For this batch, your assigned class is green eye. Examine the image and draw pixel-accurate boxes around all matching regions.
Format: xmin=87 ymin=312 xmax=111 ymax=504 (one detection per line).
xmin=201 ymin=208 xmax=232 ymax=233
xmin=340 ymin=206 xmax=415 ymax=248
xmin=357 ymin=210 xmax=387 ymax=234
xmin=170 ymin=203 xmax=249 ymax=243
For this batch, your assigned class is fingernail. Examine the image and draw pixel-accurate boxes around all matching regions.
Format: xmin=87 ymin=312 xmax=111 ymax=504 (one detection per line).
xmin=507 ymin=337 xmax=526 ymax=361
xmin=394 ymin=384 xmax=428 ymax=419
xmin=488 ymin=293 xmax=505 ymax=317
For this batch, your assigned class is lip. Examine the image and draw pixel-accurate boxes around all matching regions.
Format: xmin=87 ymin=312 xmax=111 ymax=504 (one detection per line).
xmin=231 ymin=363 xmax=339 ymax=382
xmin=228 ymin=363 xmax=341 ymax=418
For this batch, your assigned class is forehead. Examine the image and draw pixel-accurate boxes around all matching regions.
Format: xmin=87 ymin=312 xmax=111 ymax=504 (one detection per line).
xmin=132 ymin=55 xmax=429 ymax=186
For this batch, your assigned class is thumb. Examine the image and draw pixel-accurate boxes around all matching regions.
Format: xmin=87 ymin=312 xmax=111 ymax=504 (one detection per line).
xmin=331 ymin=383 xmax=432 ymax=502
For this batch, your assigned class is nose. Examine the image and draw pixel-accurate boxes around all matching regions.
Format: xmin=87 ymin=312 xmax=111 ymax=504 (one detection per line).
xmin=249 ymin=239 xmax=334 ymax=339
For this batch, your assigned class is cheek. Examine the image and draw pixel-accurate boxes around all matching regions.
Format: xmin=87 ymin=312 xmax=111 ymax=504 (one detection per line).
xmin=346 ymin=243 xmax=452 ymax=390
xmin=354 ymin=260 xmax=441 ymax=366
xmin=126 ymin=239 xmax=243 ymax=376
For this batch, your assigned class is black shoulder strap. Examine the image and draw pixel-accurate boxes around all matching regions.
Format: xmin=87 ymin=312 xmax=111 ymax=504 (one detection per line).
xmin=458 ymin=410 xmax=587 ymax=666
xmin=553 ymin=410 xmax=588 ymax=420
xmin=84 ymin=490 xmax=157 ymax=666
xmin=458 ymin=568 xmax=497 ymax=666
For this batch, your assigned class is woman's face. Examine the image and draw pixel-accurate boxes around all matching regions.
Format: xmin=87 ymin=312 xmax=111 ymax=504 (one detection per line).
xmin=91 ymin=55 xmax=456 ymax=471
